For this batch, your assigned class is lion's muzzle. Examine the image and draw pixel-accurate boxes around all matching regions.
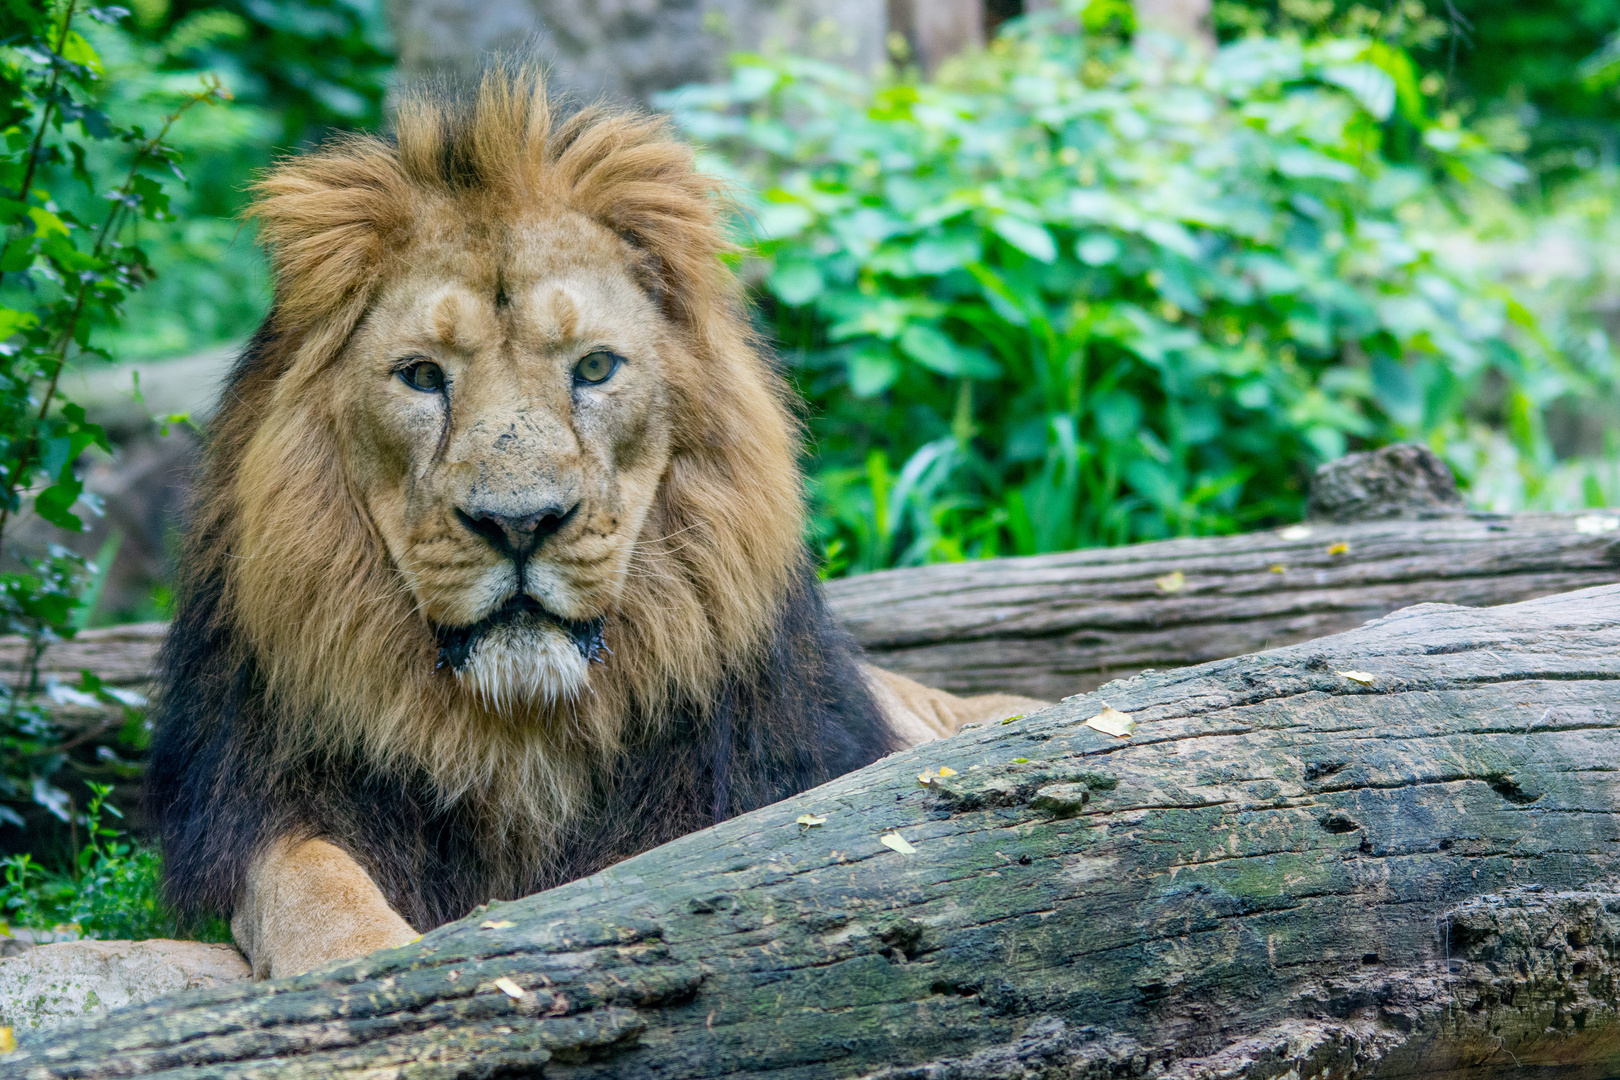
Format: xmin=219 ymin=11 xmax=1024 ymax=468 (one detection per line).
xmin=434 ymin=595 xmax=607 ymax=672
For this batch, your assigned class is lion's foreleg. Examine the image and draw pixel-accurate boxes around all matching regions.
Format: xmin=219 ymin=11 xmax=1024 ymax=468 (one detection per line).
xmin=232 ymin=837 xmax=418 ymax=979
xmin=863 ymin=664 xmax=1049 ymax=747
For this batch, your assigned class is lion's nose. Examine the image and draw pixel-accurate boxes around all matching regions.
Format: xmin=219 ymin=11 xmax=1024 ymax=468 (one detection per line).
xmin=455 ymin=503 xmax=577 ymax=561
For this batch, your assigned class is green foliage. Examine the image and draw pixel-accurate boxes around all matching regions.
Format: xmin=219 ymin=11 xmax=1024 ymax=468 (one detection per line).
xmin=668 ymin=13 xmax=1590 ymax=574
xmin=52 ymin=0 xmax=392 ymax=362
xmin=1215 ymin=0 xmax=1620 ymax=183
xmin=0 ymin=782 xmax=222 ymax=940
xmin=123 ymin=0 xmax=392 ymax=146
xmin=55 ymin=16 xmax=274 ymax=360
xmin=0 ymin=0 xmax=211 ymax=854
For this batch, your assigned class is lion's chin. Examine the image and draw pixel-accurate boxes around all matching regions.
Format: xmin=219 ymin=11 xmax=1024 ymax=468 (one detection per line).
xmin=456 ymin=621 xmax=590 ymax=711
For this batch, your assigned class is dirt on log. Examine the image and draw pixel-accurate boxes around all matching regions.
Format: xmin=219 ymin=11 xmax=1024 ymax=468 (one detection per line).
xmin=9 ymin=583 xmax=1620 ymax=1078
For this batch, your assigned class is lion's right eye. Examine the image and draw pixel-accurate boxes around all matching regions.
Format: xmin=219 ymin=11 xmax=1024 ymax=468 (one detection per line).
xmin=399 ymin=360 xmax=445 ymax=393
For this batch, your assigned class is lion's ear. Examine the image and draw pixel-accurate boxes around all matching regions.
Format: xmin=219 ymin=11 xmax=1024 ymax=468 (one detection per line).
xmin=552 ymin=115 xmax=741 ymax=331
xmin=251 ymin=137 xmax=412 ymax=333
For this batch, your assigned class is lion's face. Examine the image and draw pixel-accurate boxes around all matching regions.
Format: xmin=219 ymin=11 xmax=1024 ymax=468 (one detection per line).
xmin=337 ymin=215 xmax=673 ymax=707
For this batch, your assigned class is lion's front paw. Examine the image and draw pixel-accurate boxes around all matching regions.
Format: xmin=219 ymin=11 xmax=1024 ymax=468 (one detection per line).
xmin=233 ymin=838 xmax=419 ymax=979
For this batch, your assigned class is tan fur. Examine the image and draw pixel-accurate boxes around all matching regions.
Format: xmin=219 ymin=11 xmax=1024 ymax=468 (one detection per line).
xmin=203 ymin=69 xmax=804 ymax=876
xmin=232 ymin=839 xmax=418 ymax=979
xmin=863 ymin=666 xmax=1049 ymax=745
xmin=199 ymin=69 xmax=1047 ymax=977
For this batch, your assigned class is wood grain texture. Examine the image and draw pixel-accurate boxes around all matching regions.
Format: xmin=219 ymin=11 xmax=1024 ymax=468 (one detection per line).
xmin=10 ymin=584 xmax=1619 ymax=1079
xmin=825 ymin=509 xmax=1620 ymax=699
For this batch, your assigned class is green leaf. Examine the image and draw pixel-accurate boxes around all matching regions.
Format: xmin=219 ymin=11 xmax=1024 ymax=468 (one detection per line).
xmin=753 ymin=201 xmax=815 ymax=240
xmin=769 ymin=260 xmax=825 ymax=306
xmin=34 ymin=478 xmax=87 ymax=532
xmin=0 ymin=307 xmax=39 ymax=338
xmin=0 ymin=237 xmax=33 ymax=273
xmin=1320 ymin=63 xmax=1396 ymax=121
xmin=989 ymin=215 xmax=1057 ymax=263
xmin=847 ymin=345 xmax=901 ymax=396
xmin=60 ymin=31 xmax=105 ymax=76
xmin=1273 ymin=149 xmax=1356 ymax=181
xmin=911 ymin=233 xmax=982 ymax=274
xmin=1124 ymin=458 xmax=1179 ymax=510
xmin=898 ymin=324 xmax=1001 ymax=379
xmin=1076 ymin=233 xmax=1121 ymax=266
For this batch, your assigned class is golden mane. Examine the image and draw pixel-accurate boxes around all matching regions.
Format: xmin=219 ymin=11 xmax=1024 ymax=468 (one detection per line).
xmin=181 ymin=69 xmax=806 ymax=872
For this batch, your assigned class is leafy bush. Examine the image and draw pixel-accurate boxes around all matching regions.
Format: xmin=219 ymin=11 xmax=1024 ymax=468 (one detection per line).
xmin=125 ymin=0 xmax=393 ymax=147
xmin=0 ymin=1 xmax=216 ymax=874
xmin=0 ymin=783 xmax=179 ymax=940
xmin=53 ymin=20 xmax=275 ymax=361
xmin=665 ymin=13 xmax=1611 ymax=574
xmin=0 ymin=781 xmax=224 ymax=941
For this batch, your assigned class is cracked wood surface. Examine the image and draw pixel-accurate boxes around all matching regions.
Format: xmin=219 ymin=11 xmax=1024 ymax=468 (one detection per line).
xmin=826 ymin=509 xmax=1620 ymax=699
xmin=8 ymin=583 xmax=1620 ymax=1079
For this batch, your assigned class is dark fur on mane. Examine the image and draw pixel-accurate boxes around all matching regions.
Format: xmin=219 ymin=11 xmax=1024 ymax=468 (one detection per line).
xmin=147 ymin=325 xmax=897 ymax=931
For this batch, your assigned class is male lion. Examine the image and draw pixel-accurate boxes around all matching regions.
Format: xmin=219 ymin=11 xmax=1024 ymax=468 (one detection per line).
xmin=149 ymin=72 xmax=1045 ymax=979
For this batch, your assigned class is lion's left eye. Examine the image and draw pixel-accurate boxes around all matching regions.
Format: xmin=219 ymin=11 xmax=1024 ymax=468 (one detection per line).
xmin=399 ymin=360 xmax=445 ymax=393
xmin=574 ymin=351 xmax=620 ymax=385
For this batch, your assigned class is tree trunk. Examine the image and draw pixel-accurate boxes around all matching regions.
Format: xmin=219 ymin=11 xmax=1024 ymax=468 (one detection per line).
xmin=887 ymin=0 xmax=984 ymax=74
xmin=11 ymin=583 xmax=1620 ymax=1078
xmin=386 ymin=0 xmax=887 ymax=108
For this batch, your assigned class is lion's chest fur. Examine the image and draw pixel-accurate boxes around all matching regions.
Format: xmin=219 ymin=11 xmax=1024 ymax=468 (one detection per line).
xmin=150 ymin=563 xmax=896 ymax=931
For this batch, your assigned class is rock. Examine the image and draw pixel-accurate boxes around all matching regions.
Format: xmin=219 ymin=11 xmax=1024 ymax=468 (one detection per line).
xmin=0 ymin=939 xmax=249 ymax=1035
xmin=1306 ymin=443 xmax=1465 ymax=521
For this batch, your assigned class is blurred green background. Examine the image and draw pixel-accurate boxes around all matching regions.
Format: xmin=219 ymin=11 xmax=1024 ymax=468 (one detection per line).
xmin=0 ymin=0 xmax=1618 ymax=936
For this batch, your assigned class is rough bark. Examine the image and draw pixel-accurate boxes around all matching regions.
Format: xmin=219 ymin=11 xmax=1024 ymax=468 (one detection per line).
xmin=9 ymin=583 xmax=1620 ymax=1078
xmin=827 ymin=509 xmax=1620 ymax=700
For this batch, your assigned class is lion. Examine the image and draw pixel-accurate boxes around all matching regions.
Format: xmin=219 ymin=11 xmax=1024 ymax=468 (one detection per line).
xmin=147 ymin=70 xmax=1047 ymax=980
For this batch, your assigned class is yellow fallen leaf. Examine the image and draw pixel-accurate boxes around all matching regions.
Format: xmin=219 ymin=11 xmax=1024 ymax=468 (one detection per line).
xmin=1279 ymin=525 xmax=1313 ymax=540
xmin=937 ymin=766 xmax=957 ymax=778
xmin=1012 ymin=757 xmax=1029 ymax=763
xmin=1337 ymin=670 xmax=1377 ymax=685
xmin=0 ymin=1026 xmax=14 ymax=1053
xmin=1327 ymin=541 xmax=1351 ymax=555
xmin=494 ymin=976 xmax=526 ymax=1000
xmin=1269 ymin=564 xmax=1286 ymax=574
xmin=880 ymin=832 xmax=917 ymax=855
xmin=1155 ymin=570 xmax=1185 ymax=593
xmin=1000 ymin=714 xmax=1023 ymax=725
xmin=480 ymin=920 xmax=514 ymax=930
xmin=1084 ymin=706 xmax=1135 ymax=738
xmin=795 ymin=813 xmax=827 ymax=827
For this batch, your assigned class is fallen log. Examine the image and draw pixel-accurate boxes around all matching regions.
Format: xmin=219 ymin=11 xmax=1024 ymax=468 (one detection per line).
xmin=828 ymin=508 xmax=1620 ymax=699
xmin=11 ymin=583 xmax=1620 ymax=1078
xmin=8 ymin=509 xmax=1618 ymax=710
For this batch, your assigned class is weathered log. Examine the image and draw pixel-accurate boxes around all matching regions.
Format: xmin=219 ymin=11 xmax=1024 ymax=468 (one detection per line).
xmin=828 ymin=509 xmax=1620 ymax=699
xmin=7 ymin=509 xmax=1618 ymax=714
xmin=10 ymin=583 xmax=1620 ymax=1078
